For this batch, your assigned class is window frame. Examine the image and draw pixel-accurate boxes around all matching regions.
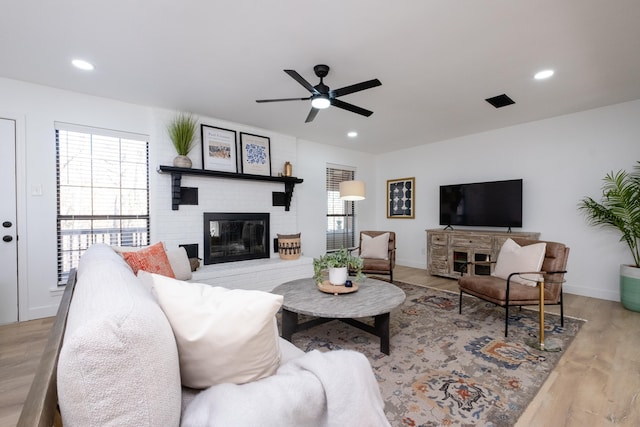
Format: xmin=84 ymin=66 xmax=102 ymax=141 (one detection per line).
xmin=325 ymin=165 xmax=356 ymax=251
xmin=55 ymin=122 xmax=150 ymax=285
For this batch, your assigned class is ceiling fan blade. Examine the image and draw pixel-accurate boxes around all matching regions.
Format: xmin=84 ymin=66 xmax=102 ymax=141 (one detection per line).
xmin=331 ymin=99 xmax=374 ymax=117
xmin=305 ymin=108 xmax=319 ymax=123
xmin=332 ymin=79 xmax=382 ymax=98
xmin=284 ymin=69 xmax=319 ymax=94
xmin=256 ymin=97 xmax=310 ymax=103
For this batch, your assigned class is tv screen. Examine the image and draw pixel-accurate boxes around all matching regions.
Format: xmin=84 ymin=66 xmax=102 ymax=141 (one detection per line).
xmin=439 ymin=179 xmax=523 ymax=228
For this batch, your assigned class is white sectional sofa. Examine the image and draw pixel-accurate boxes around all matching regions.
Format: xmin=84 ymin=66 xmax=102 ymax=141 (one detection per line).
xmin=19 ymin=244 xmax=389 ymax=426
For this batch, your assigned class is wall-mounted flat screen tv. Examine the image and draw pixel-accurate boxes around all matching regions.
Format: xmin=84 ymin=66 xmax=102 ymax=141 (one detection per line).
xmin=439 ymin=179 xmax=523 ymax=228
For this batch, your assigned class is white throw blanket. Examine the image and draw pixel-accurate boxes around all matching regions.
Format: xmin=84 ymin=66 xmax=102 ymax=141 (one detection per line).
xmin=181 ymin=349 xmax=390 ymax=427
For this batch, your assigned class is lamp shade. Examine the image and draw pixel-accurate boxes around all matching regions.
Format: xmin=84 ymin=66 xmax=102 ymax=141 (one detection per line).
xmin=339 ymin=180 xmax=366 ymax=201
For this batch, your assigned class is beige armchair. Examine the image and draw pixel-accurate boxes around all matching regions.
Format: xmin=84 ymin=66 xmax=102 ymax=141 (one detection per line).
xmin=458 ymin=237 xmax=569 ymax=337
xmin=352 ymin=231 xmax=396 ymax=281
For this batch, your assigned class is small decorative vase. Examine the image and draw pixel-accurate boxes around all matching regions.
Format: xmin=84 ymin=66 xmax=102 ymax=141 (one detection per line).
xmin=329 ymin=267 xmax=348 ymax=286
xmin=173 ymin=155 xmax=192 ymax=168
xmin=284 ymin=161 xmax=292 ymax=177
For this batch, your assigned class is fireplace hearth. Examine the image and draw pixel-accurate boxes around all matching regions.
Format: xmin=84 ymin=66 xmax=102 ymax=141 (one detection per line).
xmin=203 ymin=213 xmax=270 ymax=265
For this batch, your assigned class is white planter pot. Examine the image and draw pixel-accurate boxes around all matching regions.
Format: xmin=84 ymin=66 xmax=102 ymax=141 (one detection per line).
xmin=173 ymin=155 xmax=192 ymax=168
xmin=329 ymin=267 xmax=348 ymax=286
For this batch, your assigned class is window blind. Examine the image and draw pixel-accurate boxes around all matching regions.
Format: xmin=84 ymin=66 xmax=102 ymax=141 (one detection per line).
xmin=326 ymin=165 xmax=356 ymax=250
xmin=55 ymin=122 xmax=150 ymax=284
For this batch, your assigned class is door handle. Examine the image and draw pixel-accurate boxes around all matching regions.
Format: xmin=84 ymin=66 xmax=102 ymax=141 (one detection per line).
xmin=3 ymin=235 xmax=12 ymax=242
xmin=2 ymin=221 xmax=11 ymax=228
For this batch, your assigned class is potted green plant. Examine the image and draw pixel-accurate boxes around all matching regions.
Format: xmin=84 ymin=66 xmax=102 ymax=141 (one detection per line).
xmin=167 ymin=112 xmax=198 ymax=168
xmin=578 ymin=161 xmax=640 ymax=311
xmin=313 ymin=247 xmax=364 ymax=285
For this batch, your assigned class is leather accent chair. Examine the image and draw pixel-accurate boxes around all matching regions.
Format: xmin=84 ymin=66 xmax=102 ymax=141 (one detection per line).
xmin=353 ymin=231 xmax=396 ymax=282
xmin=458 ymin=238 xmax=569 ymax=337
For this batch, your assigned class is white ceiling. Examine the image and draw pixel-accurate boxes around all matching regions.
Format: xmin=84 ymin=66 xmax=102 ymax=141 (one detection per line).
xmin=2 ymin=1 xmax=640 ymax=154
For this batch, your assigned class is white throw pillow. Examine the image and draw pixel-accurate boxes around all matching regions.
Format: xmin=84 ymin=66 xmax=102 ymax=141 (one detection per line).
xmin=492 ymin=238 xmax=546 ymax=286
xmin=138 ymin=272 xmax=283 ymax=389
xmin=165 ymin=247 xmax=192 ymax=280
xmin=360 ymin=233 xmax=390 ymax=259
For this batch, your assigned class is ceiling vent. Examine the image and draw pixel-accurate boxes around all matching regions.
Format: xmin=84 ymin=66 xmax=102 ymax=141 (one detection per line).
xmin=485 ymin=94 xmax=515 ymax=108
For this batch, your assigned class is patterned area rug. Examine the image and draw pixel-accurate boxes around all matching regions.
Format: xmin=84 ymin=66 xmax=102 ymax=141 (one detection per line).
xmin=285 ymin=281 xmax=584 ymax=427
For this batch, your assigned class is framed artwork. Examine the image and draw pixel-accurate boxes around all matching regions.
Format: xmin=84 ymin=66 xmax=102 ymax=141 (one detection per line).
xmin=240 ymin=132 xmax=271 ymax=176
xmin=387 ymin=177 xmax=415 ymax=219
xmin=201 ymin=125 xmax=238 ymax=173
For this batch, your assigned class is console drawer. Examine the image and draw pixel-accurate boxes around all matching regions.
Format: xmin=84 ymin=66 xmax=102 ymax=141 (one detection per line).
xmin=430 ymin=233 xmax=448 ymax=246
xmin=451 ymin=235 xmax=492 ymax=249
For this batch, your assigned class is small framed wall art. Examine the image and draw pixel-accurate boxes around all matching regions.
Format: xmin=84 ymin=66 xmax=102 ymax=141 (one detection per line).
xmin=201 ymin=125 xmax=238 ymax=173
xmin=240 ymin=132 xmax=271 ymax=176
xmin=387 ymin=177 xmax=415 ymax=219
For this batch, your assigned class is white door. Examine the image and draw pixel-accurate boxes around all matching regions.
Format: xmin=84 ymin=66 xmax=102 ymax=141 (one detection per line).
xmin=0 ymin=118 xmax=18 ymax=324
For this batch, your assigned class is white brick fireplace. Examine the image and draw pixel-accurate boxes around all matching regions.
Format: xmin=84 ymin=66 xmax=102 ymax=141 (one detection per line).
xmin=150 ymin=117 xmax=310 ymax=290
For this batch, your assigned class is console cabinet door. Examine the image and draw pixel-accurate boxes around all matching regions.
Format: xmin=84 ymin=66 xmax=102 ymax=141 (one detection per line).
xmin=427 ymin=231 xmax=449 ymax=276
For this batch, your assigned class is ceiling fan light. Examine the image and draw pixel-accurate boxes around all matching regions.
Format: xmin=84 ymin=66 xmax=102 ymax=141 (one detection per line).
xmin=311 ymin=96 xmax=331 ymax=109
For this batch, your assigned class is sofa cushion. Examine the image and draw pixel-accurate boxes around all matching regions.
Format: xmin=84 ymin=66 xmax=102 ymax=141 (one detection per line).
xmin=165 ymin=246 xmax=192 ymax=280
xmin=122 ymin=241 xmax=176 ymax=277
xmin=113 ymin=243 xmax=191 ymax=280
xmin=492 ymin=238 xmax=546 ymax=286
xmin=57 ymin=244 xmax=181 ymax=427
xmin=360 ymin=232 xmax=390 ymax=259
xmin=140 ymin=272 xmax=283 ymax=389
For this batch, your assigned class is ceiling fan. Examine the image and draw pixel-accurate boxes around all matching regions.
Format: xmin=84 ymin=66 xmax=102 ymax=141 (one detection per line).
xmin=256 ymin=64 xmax=382 ymax=123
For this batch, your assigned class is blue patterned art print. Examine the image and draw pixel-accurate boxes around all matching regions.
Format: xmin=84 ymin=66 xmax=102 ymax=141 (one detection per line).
xmin=240 ymin=132 xmax=271 ymax=176
xmin=245 ymin=143 xmax=267 ymax=165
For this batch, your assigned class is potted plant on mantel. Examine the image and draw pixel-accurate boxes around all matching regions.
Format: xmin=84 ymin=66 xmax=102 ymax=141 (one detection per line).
xmin=313 ymin=247 xmax=364 ymax=285
xmin=167 ymin=112 xmax=198 ymax=168
xmin=579 ymin=161 xmax=640 ymax=312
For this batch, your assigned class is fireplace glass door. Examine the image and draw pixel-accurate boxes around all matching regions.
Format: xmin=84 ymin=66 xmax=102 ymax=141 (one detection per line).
xmin=204 ymin=213 xmax=270 ymax=264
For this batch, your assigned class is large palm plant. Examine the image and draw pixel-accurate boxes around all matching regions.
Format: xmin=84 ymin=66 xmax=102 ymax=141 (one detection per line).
xmin=579 ymin=161 xmax=640 ymax=268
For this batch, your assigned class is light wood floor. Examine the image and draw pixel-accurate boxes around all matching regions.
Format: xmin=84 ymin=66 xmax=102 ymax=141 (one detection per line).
xmin=0 ymin=316 xmax=54 ymax=427
xmin=1 ymin=266 xmax=639 ymax=426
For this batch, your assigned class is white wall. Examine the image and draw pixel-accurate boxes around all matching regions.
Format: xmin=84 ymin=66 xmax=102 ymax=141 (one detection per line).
xmin=2 ymin=74 xmax=639 ymax=321
xmin=297 ymin=139 xmax=377 ymax=259
xmin=0 ymin=77 xmax=153 ymax=321
xmin=376 ymin=99 xmax=640 ymax=301
xmin=0 ymin=78 xmax=313 ymax=321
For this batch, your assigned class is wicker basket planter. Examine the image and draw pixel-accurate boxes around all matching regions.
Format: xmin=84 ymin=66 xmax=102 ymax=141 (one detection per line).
xmin=277 ymin=233 xmax=301 ymax=260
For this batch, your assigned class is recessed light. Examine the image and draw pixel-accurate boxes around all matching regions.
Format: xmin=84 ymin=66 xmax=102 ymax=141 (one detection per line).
xmin=534 ymin=69 xmax=554 ymax=80
xmin=347 ymin=131 xmax=358 ymax=138
xmin=72 ymin=59 xmax=95 ymax=71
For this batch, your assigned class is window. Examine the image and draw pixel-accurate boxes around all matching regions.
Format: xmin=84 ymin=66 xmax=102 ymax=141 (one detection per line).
xmin=56 ymin=122 xmax=149 ymax=284
xmin=326 ymin=165 xmax=356 ymax=250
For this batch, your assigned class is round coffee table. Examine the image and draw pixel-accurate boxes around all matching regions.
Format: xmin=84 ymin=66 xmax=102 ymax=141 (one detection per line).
xmin=272 ymin=277 xmax=406 ymax=355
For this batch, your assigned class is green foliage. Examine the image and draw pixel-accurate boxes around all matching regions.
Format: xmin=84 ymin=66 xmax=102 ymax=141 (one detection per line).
xmin=313 ymin=247 xmax=364 ymax=283
xmin=167 ymin=112 xmax=198 ymax=155
xmin=579 ymin=161 xmax=640 ymax=267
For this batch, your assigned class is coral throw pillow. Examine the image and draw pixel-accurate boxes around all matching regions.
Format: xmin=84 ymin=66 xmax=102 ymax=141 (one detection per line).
xmin=123 ymin=242 xmax=175 ymax=278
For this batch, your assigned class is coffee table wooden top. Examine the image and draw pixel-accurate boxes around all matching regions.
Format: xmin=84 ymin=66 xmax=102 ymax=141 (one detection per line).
xmin=272 ymin=277 xmax=406 ymax=318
